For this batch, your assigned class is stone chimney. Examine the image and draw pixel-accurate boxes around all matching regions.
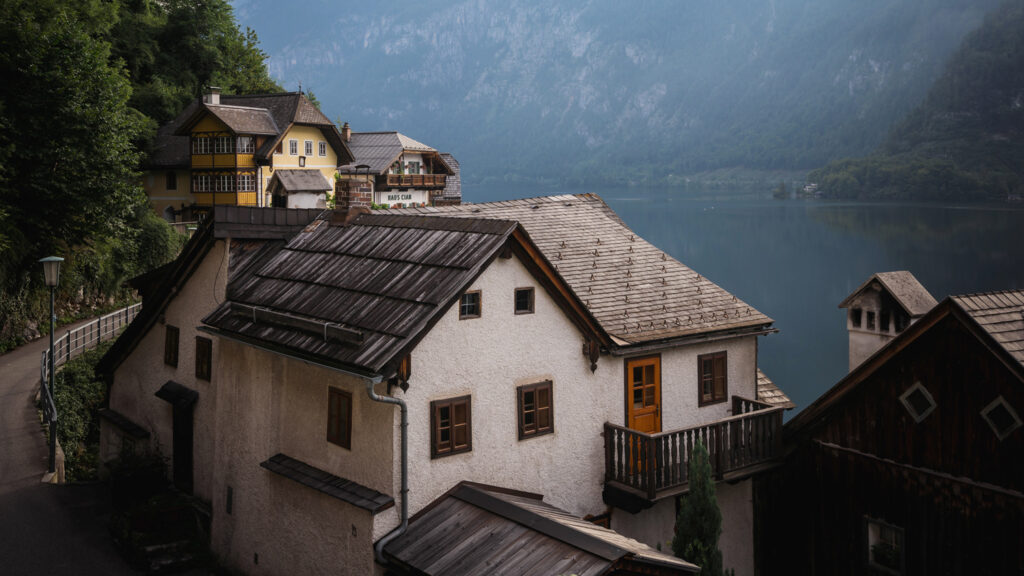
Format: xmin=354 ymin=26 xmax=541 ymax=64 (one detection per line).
xmin=342 ymin=122 xmax=351 ymax=142
xmin=204 ymin=86 xmax=221 ymax=105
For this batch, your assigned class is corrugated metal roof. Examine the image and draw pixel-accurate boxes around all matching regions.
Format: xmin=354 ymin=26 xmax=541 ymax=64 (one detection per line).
xmin=203 ymin=214 xmax=519 ymax=374
xmin=757 ymin=368 xmax=795 ymax=409
xmin=269 ymin=169 xmax=333 ymax=193
xmin=952 ymin=290 xmax=1024 ymax=368
xmin=390 ymin=194 xmax=774 ymax=345
xmin=839 ymin=271 xmax=938 ymax=317
xmin=384 ymin=483 xmax=698 ymax=575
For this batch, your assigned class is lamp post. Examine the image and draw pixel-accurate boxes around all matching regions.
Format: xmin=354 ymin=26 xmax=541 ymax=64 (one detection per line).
xmin=39 ymin=256 xmax=62 ymax=474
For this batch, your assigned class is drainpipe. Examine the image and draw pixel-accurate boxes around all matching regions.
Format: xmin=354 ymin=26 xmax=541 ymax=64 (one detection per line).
xmin=366 ymin=378 xmax=408 ymax=566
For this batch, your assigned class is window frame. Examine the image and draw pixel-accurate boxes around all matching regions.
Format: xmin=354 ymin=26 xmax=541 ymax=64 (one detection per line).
xmin=164 ymin=325 xmax=179 ymax=367
xmin=193 ymin=174 xmax=211 ymax=193
xmin=318 ymin=141 xmax=327 ymax=157
xmin=898 ymin=381 xmax=936 ymax=423
xmin=165 ymin=171 xmax=177 ymax=191
xmin=304 ymin=140 xmax=314 ymax=157
xmin=237 ymin=173 xmax=255 ymax=192
xmin=865 ymin=517 xmax=904 ymax=575
xmin=288 ymin=139 xmax=298 ymax=156
xmin=327 ymin=387 xmax=353 ymax=449
xmin=237 ymin=136 xmax=255 ymax=154
xmin=980 ymin=396 xmax=1022 ymax=441
xmin=430 ymin=395 xmax=471 ymax=458
xmin=214 ymin=136 xmax=234 ymax=154
xmin=697 ymin=350 xmax=728 ymax=406
xmin=195 ymin=336 xmax=212 ymax=381
xmin=192 ymin=137 xmax=211 ymax=155
xmin=459 ymin=290 xmax=481 ymax=319
xmin=518 ymin=381 xmax=553 ymax=440
xmin=514 ymin=287 xmax=535 ymax=315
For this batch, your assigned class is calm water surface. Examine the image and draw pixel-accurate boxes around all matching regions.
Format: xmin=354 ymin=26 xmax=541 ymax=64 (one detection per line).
xmin=472 ymin=184 xmax=1024 ymax=418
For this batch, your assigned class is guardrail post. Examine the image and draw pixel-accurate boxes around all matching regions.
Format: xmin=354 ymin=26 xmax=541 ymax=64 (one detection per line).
xmin=65 ymin=330 xmax=70 ymax=362
xmin=646 ymin=435 xmax=657 ymax=500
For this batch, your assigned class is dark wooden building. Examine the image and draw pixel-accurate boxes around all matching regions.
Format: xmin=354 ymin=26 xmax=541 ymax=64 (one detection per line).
xmin=755 ymin=291 xmax=1024 ymax=575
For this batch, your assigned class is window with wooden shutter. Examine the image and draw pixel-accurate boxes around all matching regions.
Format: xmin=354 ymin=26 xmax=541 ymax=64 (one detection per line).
xmin=431 ymin=396 xmax=471 ymax=458
xmin=518 ymin=381 xmax=553 ymax=440
xmin=164 ymin=326 xmax=179 ymax=367
xmin=327 ymin=387 xmax=352 ymax=449
xmin=698 ymin=351 xmax=727 ymax=406
xmin=195 ymin=336 xmax=212 ymax=381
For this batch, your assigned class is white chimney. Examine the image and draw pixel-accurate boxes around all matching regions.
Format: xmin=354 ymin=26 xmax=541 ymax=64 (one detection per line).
xmin=204 ymin=86 xmax=221 ymax=105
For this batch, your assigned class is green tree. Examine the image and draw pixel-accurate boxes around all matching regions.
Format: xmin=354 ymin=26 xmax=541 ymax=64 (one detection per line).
xmin=673 ymin=440 xmax=726 ymax=576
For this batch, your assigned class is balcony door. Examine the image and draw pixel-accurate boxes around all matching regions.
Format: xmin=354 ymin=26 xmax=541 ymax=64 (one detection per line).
xmin=626 ymin=356 xmax=661 ymax=433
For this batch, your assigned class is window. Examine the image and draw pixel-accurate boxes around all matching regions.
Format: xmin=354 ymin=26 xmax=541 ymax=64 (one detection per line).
xmin=514 ymin=287 xmax=535 ymax=315
xmin=327 ymin=387 xmax=352 ymax=449
xmin=304 ymin=140 xmax=313 ymax=156
xmin=237 ymin=136 xmax=254 ymax=153
xmin=214 ymin=136 xmax=234 ymax=154
xmin=880 ymin=310 xmax=891 ymax=332
xmin=164 ymin=326 xmax=179 ymax=367
xmin=866 ymin=310 xmax=876 ymax=331
xmin=408 ymin=161 xmax=421 ymax=174
xmin=866 ymin=518 xmax=904 ymax=575
xmin=192 ymin=137 xmax=211 ymax=155
xmin=215 ymin=174 xmax=234 ymax=192
xmin=237 ymin=173 xmax=255 ymax=192
xmin=298 ymin=156 xmax=306 ymax=167
xmin=318 ymin=141 xmax=327 ymax=156
xmin=981 ymin=396 xmax=1022 ymax=441
xmin=431 ymin=396 xmax=470 ymax=458
xmin=518 ymin=381 xmax=553 ymax=439
xmin=195 ymin=336 xmax=212 ymax=381
xmin=166 ymin=171 xmax=177 ymax=191
xmin=193 ymin=174 xmax=211 ymax=192
xmin=698 ymin=351 xmax=727 ymax=405
xmin=899 ymin=382 xmax=936 ymax=423
xmin=459 ymin=291 xmax=481 ymax=319
xmin=289 ymin=139 xmax=298 ymax=155
xmin=851 ymin=307 xmax=862 ymax=328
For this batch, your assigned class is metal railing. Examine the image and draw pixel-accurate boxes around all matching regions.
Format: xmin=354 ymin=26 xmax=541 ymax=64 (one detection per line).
xmin=604 ymin=398 xmax=784 ymax=500
xmin=39 ymin=303 xmax=141 ymax=458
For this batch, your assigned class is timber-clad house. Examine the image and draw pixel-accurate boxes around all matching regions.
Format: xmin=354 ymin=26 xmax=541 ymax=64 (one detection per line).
xmin=98 ymin=191 xmax=793 ymax=575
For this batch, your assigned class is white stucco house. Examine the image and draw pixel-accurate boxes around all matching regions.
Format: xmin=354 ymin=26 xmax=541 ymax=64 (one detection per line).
xmin=99 ymin=193 xmax=791 ymax=575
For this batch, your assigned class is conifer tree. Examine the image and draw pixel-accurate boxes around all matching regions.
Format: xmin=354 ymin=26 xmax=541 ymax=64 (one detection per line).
xmin=672 ymin=440 xmax=726 ymax=576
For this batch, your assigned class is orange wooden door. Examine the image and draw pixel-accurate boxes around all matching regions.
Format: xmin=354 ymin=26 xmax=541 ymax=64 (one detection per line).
xmin=626 ymin=356 xmax=661 ymax=433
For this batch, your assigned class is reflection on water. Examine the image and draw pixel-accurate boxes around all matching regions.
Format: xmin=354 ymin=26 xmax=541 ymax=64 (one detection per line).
xmin=470 ymin=184 xmax=1024 ymax=418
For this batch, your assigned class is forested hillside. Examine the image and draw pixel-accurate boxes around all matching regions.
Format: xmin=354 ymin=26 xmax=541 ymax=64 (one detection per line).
xmin=232 ymin=0 xmax=1000 ymax=185
xmin=810 ymin=0 xmax=1024 ymax=200
xmin=0 ymin=0 xmax=278 ymax=350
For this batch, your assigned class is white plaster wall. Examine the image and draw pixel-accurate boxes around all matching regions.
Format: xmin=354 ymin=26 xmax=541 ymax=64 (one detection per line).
xmin=106 ymin=239 xmax=230 ymax=503
xmin=286 ymin=191 xmax=326 ymax=209
xmin=610 ymin=497 xmax=677 ymax=552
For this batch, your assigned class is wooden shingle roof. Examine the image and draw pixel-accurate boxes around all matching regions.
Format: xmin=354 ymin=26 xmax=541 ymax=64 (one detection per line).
xmin=839 ymin=271 xmax=938 ymax=317
xmin=383 ymin=483 xmax=699 ymax=575
xmin=203 ymin=214 xmax=524 ymax=375
xmin=268 ymin=169 xmax=333 ymax=193
xmin=952 ymin=290 xmax=1024 ymax=368
xmin=202 ymin=104 xmax=279 ymax=135
xmin=757 ymin=368 xmax=795 ymax=409
xmin=392 ymin=194 xmax=774 ymax=346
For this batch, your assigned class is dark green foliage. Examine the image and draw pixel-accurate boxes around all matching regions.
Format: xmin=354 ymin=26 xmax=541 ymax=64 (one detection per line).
xmin=673 ymin=441 xmax=725 ymax=576
xmin=54 ymin=341 xmax=114 ymax=481
xmin=811 ymin=0 xmax=1024 ymax=200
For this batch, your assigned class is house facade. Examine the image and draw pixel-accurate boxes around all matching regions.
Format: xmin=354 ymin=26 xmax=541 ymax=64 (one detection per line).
xmin=336 ymin=130 xmax=458 ymax=208
xmin=100 ymin=194 xmax=790 ymax=575
xmin=756 ymin=286 xmax=1024 ymax=575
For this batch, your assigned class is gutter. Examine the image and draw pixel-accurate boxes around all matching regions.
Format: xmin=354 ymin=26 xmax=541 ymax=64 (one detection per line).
xmin=607 ymin=325 xmax=778 ymax=356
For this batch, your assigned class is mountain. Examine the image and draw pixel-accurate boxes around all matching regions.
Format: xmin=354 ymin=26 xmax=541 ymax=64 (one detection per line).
xmin=810 ymin=0 xmax=1024 ymax=200
xmin=230 ymin=0 xmax=1000 ymax=186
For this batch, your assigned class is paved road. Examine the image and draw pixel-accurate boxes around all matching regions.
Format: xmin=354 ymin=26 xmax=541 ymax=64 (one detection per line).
xmin=0 ymin=320 xmax=140 ymax=575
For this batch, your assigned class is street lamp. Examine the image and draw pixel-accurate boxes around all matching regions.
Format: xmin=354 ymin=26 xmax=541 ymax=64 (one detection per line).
xmin=39 ymin=256 xmax=62 ymax=474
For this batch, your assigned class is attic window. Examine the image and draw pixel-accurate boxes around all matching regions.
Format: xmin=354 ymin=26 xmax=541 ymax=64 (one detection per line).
xmin=981 ymin=396 xmax=1022 ymax=441
xmin=866 ymin=311 xmax=876 ymax=331
xmin=514 ymin=287 xmax=534 ymax=315
xmin=459 ymin=291 xmax=481 ymax=319
xmin=899 ymin=382 xmax=936 ymax=423
xmin=851 ymin=308 xmax=862 ymax=328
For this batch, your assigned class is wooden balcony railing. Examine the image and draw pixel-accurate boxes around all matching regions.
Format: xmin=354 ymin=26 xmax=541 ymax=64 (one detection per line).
xmin=604 ymin=398 xmax=783 ymax=501
xmin=386 ymin=174 xmax=447 ymax=187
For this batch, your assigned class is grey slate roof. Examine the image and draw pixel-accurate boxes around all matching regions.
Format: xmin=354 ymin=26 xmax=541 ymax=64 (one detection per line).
xmin=203 ymin=214 xmax=520 ymax=375
xmin=339 ymin=132 xmax=452 ymax=175
xmin=391 ymin=194 xmax=774 ymax=346
xmin=439 ymin=153 xmax=461 ymax=200
xmin=268 ymin=169 xmax=333 ymax=193
xmin=757 ymin=368 xmax=795 ymax=409
xmin=383 ymin=482 xmax=698 ymax=575
xmin=260 ymin=453 xmax=394 ymax=513
xmin=839 ymin=271 xmax=938 ymax=317
xmin=952 ymin=290 xmax=1024 ymax=368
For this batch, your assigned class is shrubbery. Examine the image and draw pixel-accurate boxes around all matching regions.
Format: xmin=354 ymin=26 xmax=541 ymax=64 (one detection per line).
xmin=53 ymin=340 xmax=113 ymax=482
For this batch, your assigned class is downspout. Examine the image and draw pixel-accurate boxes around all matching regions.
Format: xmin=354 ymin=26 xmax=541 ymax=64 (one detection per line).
xmin=366 ymin=378 xmax=408 ymax=566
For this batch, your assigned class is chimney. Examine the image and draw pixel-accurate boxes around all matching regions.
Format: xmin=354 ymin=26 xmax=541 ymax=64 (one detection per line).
xmin=342 ymin=122 xmax=351 ymax=142
xmin=335 ymin=179 xmax=373 ymax=211
xmin=204 ymin=86 xmax=221 ymax=105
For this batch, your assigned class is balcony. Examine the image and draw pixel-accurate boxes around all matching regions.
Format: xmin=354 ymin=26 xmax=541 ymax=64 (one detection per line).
xmin=603 ymin=396 xmax=783 ymax=510
xmin=385 ymin=174 xmax=447 ymax=188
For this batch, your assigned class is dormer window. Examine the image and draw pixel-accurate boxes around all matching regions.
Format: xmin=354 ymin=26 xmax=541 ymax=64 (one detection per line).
xmin=899 ymin=382 xmax=936 ymax=423
xmin=981 ymin=396 xmax=1022 ymax=441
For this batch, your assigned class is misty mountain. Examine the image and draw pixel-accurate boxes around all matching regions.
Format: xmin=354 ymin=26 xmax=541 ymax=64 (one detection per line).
xmin=231 ymin=0 xmax=1000 ymax=185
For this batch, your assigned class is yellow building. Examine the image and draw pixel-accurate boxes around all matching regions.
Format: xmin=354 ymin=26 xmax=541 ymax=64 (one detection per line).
xmin=144 ymin=89 xmax=353 ymax=219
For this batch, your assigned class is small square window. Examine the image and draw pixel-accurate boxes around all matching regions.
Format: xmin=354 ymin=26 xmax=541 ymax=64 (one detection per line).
xmin=299 ymin=156 xmax=306 ymax=167
xmin=899 ymin=382 xmax=936 ymax=423
xmin=866 ymin=518 xmax=904 ymax=575
xmin=164 ymin=325 xmax=179 ymax=367
xmin=431 ymin=396 xmax=471 ymax=458
xmin=981 ymin=396 xmax=1022 ymax=441
xmin=289 ymin=139 xmax=298 ymax=155
xmin=518 ymin=381 xmax=553 ymax=439
xmin=459 ymin=291 xmax=481 ymax=319
xmin=318 ymin=141 xmax=327 ymax=156
xmin=514 ymin=287 xmax=534 ymax=315
xmin=327 ymin=387 xmax=352 ymax=449
xmin=195 ymin=336 xmax=212 ymax=381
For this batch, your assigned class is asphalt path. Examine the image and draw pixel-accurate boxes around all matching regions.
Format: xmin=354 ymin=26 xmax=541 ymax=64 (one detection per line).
xmin=0 ymin=319 xmax=140 ymax=575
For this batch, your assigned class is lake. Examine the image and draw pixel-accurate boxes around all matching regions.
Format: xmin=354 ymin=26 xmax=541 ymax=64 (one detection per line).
xmin=470 ymin=184 xmax=1024 ymax=418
